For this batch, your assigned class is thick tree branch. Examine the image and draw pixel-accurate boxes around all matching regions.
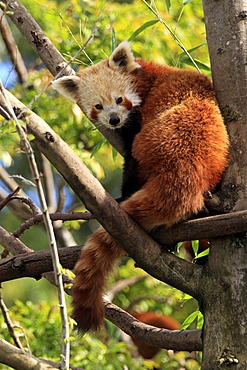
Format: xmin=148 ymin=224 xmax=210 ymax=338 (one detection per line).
xmin=104 ymin=302 xmax=202 ymax=352
xmin=2 ymin=202 xmax=247 ymax=282
xmin=152 ymin=209 xmax=247 ymax=246
xmin=0 ymin=246 xmax=82 ymax=283
xmin=0 ymin=338 xmax=84 ymax=370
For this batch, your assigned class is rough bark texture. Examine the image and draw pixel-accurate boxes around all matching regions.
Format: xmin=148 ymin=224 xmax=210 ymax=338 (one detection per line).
xmin=202 ymin=0 xmax=247 ymax=368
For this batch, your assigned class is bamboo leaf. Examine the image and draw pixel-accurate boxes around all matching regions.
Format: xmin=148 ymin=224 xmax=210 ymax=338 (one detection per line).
xmin=180 ymin=311 xmax=199 ymax=330
xmin=90 ymin=139 xmax=107 ymax=158
xmin=196 ymin=248 xmax=210 ymax=259
xmin=128 ymin=20 xmax=159 ymax=42
xmin=165 ymin=0 xmax=171 ymax=12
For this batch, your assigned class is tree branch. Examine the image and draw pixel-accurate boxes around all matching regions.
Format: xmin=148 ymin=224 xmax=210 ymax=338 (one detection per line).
xmin=1 ymin=0 xmax=71 ymax=77
xmin=3 ymin=202 xmax=247 ymax=283
xmin=0 ymin=226 xmax=33 ymax=254
xmin=0 ymin=290 xmax=24 ymax=350
xmin=13 ymin=211 xmax=92 ymax=238
xmin=0 ymin=338 xmax=84 ymax=370
xmin=152 ymin=209 xmax=247 ymax=246
xmin=0 ymin=246 xmax=82 ymax=283
xmin=104 ymin=302 xmax=202 ymax=352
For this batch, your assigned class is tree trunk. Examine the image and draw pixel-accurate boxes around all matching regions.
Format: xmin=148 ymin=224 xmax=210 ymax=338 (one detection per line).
xmin=201 ymin=0 xmax=247 ymax=368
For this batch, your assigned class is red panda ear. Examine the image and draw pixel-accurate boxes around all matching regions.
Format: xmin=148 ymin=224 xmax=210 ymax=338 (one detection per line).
xmin=52 ymin=76 xmax=81 ymax=102
xmin=108 ymin=41 xmax=140 ymax=73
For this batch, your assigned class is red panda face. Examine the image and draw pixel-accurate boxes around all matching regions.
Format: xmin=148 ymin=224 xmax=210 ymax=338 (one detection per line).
xmin=83 ymin=68 xmax=141 ymax=129
xmin=52 ymin=41 xmax=141 ymax=129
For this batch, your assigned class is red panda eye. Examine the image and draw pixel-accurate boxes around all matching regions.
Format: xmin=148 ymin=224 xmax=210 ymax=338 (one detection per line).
xmin=95 ymin=104 xmax=103 ymax=110
xmin=116 ymin=97 xmax=123 ymax=104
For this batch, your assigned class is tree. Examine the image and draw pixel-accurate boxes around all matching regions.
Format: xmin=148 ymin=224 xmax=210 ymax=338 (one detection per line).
xmin=0 ymin=0 xmax=246 ymax=369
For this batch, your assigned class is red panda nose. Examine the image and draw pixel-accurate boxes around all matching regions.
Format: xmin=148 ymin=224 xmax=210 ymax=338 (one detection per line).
xmin=109 ymin=113 xmax=120 ymax=126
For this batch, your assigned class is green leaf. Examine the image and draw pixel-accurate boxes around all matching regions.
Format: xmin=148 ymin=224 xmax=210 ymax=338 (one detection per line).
xmin=191 ymin=240 xmax=199 ymax=257
xmin=165 ymin=0 xmax=171 ymax=12
xmin=180 ymin=310 xmax=200 ymax=330
xmin=112 ymin=147 xmax=118 ymax=162
xmin=128 ymin=20 xmax=159 ymax=42
xmin=111 ymin=28 xmax=117 ymax=52
xmin=180 ymin=43 xmax=207 ymax=55
xmin=178 ymin=43 xmax=211 ymax=72
xmin=179 ymin=56 xmax=211 ymax=72
xmin=183 ymin=0 xmax=193 ymax=4
xmin=197 ymin=311 xmax=204 ymax=329
xmin=196 ymin=248 xmax=210 ymax=259
xmin=90 ymin=139 xmax=107 ymax=158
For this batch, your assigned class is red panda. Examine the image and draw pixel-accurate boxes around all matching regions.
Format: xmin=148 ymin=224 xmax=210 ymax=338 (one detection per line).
xmin=131 ymin=312 xmax=180 ymax=359
xmin=52 ymin=41 xmax=229 ymax=332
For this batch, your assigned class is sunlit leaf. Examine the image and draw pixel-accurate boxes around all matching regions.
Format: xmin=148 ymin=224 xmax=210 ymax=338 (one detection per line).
xmin=111 ymin=27 xmax=117 ymax=52
xmin=196 ymin=248 xmax=210 ymax=259
xmin=183 ymin=0 xmax=193 ymax=4
xmin=90 ymin=139 xmax=107 ymax=158
xmin=112 ymin=147 xmax=118 ymax=162
xmin=165 ymin=0 xmax=171 ymax=12
xmin=128 ymin=20 xmax=159 ymax=42
xmin=197 ymin=311 xmax=204 ymax=329
xmin=191 ymin=240 xmax=199 ymax=257
xmin=180 ymin=310 xmax=200 ymax=330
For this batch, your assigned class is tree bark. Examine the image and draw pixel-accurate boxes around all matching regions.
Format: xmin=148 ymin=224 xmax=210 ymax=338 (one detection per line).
xmin=201 ymin=0 xmax=247 ymax=368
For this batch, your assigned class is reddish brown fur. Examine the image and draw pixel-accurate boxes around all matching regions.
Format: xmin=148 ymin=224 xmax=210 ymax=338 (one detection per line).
xmin=122 ymin=97 xmax=133 ymax=111
xmin=131 ymin=312 xmax=180 ymax=358
xmin=71 ymin=45 xmax=229 ymax=332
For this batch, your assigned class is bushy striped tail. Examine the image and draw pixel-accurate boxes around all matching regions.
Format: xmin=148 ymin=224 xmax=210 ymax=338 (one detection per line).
xmin=72 ymin=227 xmax=125 ymax=332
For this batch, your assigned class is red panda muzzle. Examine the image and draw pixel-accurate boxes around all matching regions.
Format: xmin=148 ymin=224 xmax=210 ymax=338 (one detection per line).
xmin=109 ymin=113 xmax=121 ymax=126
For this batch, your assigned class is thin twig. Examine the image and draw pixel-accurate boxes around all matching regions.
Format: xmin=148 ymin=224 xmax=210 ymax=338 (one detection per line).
xmin=10 ymin=196 xmax=41 ymax=215
xmin=0 ymin=186 xmax=23 ymax=211
xmin=0 ymin=286 xmax=25 ymax=350
xmin=13 ymin=211 xmax=93 ymax=238
xmin=39 ymin=153 xmax=57 ymax=212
